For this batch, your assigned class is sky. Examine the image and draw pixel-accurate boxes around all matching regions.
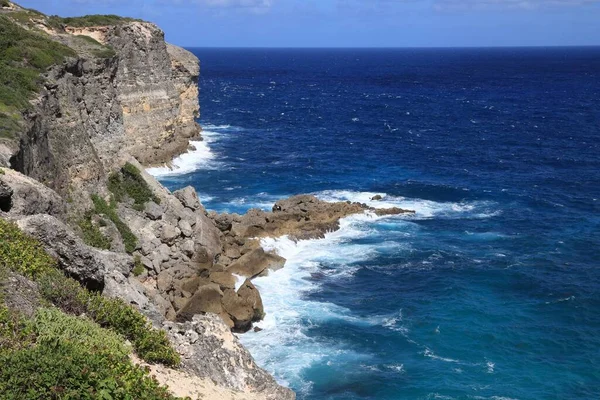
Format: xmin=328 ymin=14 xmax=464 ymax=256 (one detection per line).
xmin=16 ymin=0 xmax=600 ymax=48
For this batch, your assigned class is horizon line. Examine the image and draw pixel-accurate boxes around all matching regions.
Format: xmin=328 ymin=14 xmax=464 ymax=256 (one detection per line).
xmin=180 ymin=45 xmax=600 ymax=50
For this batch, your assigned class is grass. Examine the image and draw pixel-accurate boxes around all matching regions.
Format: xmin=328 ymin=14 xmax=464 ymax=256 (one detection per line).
xmin=133 ymin=255 xmax=145 ymax=276
xmin=0 ymin=217 xmax=179 ymax=366
xmin=0 ymin=15 xmax=76 ymax=138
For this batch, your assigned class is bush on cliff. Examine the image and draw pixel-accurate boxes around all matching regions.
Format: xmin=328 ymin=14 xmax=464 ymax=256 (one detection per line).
xmin=108 ymin=162 xmax=160 ymax=211
xmin=78 ymin=214 xmax=112 ymax=250
xmin=49 ymin=14 xmax=143 ymax=28
xmin=91 ymin=194 xmax=138 ymax=253
xmin=0 ymin=307 xmax=182 ymax=399
xmin=0 ymin=217 xmax=180 ymax=366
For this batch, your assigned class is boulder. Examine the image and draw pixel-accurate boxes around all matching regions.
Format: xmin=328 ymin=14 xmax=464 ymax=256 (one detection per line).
xmin=144 ymin=201 xmax=163 ymax=220
xmin=226 ymin=247 xmax=286 ymax=279
xmin=0 ymin=169 xmax=66 ymax=218
xmin=371 ymin=195 xmax=383 ymax=201
xmin=16 ymin=214 xmax=131 ymax=289
xmin=176 ymin=283 xmax=224 ymax=321
xmin=174 ymin=186 xmax=201 ymax=210
xmin=222 ymin=279 xmax=264 ymax=332
xmin=209 ymin=271 xmax=236 ymax=290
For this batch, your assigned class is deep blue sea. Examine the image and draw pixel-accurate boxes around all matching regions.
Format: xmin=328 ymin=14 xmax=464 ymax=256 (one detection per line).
xmin=149 ymin=48 xmax=600 ymax=400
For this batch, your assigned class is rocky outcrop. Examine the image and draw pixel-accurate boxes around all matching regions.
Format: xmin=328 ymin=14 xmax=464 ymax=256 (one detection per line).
xmin=165 ymin=313 xmax=295 ymax=400
xmin=0 ymin=168 xmax=66 ymax=218
xmin=16 ymin=214 xmax=132 ymax=289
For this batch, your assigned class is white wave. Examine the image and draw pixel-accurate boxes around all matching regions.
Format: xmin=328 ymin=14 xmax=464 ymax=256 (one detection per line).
xmin=146 ymin=139 xmax=220 ymax=177
xmin=314 ymin=189 xmax=499 ymax=220
xmin=240 ymin=215 xmax=385 ymax=388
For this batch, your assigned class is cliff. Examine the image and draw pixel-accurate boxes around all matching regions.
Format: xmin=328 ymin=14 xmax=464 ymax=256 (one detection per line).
xmin=0 ymin=3 xmax=294 ymax=399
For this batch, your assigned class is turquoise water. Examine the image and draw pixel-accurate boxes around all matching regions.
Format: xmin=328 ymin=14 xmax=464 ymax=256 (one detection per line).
xmin=152 ymin=48 xmax=600 ymax=399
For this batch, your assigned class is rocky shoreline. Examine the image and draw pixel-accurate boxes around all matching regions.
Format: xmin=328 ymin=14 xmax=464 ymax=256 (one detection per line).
xmin=0 ymin=3 xmax=416 ymax=399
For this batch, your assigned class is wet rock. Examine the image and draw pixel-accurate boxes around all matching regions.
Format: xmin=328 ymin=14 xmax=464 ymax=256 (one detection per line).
xmin=372 ymin=207 xmax=415 ymax=216
xmin=371 ymin=194 xmax=383 ymax=201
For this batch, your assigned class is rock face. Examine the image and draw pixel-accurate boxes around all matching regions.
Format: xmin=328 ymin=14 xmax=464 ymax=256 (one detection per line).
xmin=0 ymin=168 xmax=66 ymax=218
xmin=105 ymin=24 xmax=201 ymax=166
xmin=7 ymin=21 xmax=200 ymax=201
xmin=165 ymin=313 xmax=295 ymax=400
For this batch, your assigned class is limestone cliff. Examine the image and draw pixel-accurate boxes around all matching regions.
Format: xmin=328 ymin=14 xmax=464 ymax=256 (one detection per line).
xmin=3 ymin=6 xmax=200 ymax=201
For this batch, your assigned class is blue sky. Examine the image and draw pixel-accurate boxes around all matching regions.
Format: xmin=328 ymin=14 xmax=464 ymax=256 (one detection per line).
xmin=17 ymin=0 xmax=600 ymax=47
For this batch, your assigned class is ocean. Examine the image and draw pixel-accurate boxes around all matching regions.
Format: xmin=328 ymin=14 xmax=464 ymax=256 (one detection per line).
xmin=148 ymin=48 xmax=600 ymax=400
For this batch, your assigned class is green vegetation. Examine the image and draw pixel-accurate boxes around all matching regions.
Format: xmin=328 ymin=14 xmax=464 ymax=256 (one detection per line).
xmin=133 ymin=255 xmax=145 ymax=277
xmin=108 ymin=163 xmax=160 ymax=211
xmin=91 ymin=194 xmax=137 ymax=253
xmin=0 ymin=307 xmax=182 ymax=399
xmin=0 ymin=217 xmax=57 ymax=278
xmin=0 ymin=217 xmax=180 ymax=366
xmin=49 ymin=14 xmax=143 ymax=28
xmin=78 ymin=214 xmax=112 ymax=250
xmin=73 ymin=34 xmax=117 ymax=58
xmin=0 ymin=0 xmax=10 ymax=8
xmin=0 ymin=15 xmax=76 ymax=138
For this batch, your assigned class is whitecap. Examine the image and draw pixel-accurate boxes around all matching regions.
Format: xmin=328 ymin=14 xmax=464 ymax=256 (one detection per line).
xmin=146 ymin=138 xmax=221 ymax=177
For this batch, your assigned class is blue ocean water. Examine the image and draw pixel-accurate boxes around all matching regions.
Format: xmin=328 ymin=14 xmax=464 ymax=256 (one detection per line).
xmin=151 ymin=48 xmax=600 ymax=400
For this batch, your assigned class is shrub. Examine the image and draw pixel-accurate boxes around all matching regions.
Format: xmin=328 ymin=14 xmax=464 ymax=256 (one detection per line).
xmin=37 ymin=269 xmax=180 ymax=366
xmin=78 ymin=214 xmax=112 ymax=250
xmin=133 ymin=255 xmax=145 ymax=276
xmin=91 ymin=194 xmax=137 ymax=253
xmin=0 ymin=307 xmax=182 ymax=399
xmin=50 ymin=14 xmax=143 ymax=27
xmin=1 ymin=218 xmax=179 ymax=366
xmin=0 ymin=218 xmax=57 ymax=278
xmin=108 ymin=162 xmax=160 ymax=211
xmin=0 ymin=1 xmax=10 ymax=8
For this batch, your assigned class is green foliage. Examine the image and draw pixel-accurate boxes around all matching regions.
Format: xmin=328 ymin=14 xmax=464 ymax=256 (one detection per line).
xmin=78 ymin=214 xmax=112 ymax=250
xmin=49 ymin=14 xmax=143 ymax=28
xmin=91 ymin=194 xmax=137 ymax=253
xmin=0 ymin=15 xmax=76 ymax=137
xmin=0 ymin=168 xmax=4 ymax=175
xmin=0 ymin=304 xmax=35 ymax=350
xmin=0 ymin=218 xmax=57 ymax=278
xmin=0 ymin=1 xmax=10 ymax=8
xmin=0 ymin=219 xmax=179 ymax=366
xmin=133 ymin=255 xmax=145 ymax=277
xmin=108 ymin=163 xmax=160 ymax=211
xmin=37 ymin=269 xmax=180 ymax=366
xmin=0 ymin=307 xmax=182 ymax=400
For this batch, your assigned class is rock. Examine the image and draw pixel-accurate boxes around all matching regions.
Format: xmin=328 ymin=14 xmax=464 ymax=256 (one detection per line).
xmin=0 ymin=169 xmax=66 ymax=218
xmin=178 ymin=219 xmax=193 ymax=237
xmin=371 ymin=194 xmax=383 ymax=201
xmin=1 ymin=272 xmax=42 ymax=318
xmin=227 ymin=248 xmax=286 ymax=279
xmin=224 ymin=246 xmax=241 ymax=260
xmin=16 ymin=214 xmax=132 ymax=289
xmin=160 ymin=223 xmax=180 ymax=244
xmin=163 ymin=314 xmax=295 ymax=400
xmin=174 ymin=186 xmax=201 ymax=210
xmin=222 ymin=279 xmax=264 ymax=332
xmin=209 ymin=271 xmax=236 ymax=290
xmin=145 ymin=201 xmax=163 ymax=220
xmin=372 ymin=207 xmax=415 ymax=216
xmin=176 ymin=283 xmax=224 ymax=321
xmin=180 ymin=239 xmax=195 ymax=257
xmin=209 ymin=212 xmax=233 ymax=232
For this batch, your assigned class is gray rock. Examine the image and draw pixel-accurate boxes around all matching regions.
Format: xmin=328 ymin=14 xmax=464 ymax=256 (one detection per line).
xmin=180 ymin=239 xmax=195 ymax=257
xmin=16 ymin=214 xmax=132 ymax=289
xmin=145 ymin=201 xmax=163 ymax=220
xmin=173 ymin=186 xmax=201 ymax=210
xmin=178 ymin=219 xmax=193 ymax=237
xmin=164 ymin=314 xmax=295 ymax=400
xmin=160 ymin=223 xmax=180 ymax=244
xmin=0 ymin=169 xmax=66 ymax=218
